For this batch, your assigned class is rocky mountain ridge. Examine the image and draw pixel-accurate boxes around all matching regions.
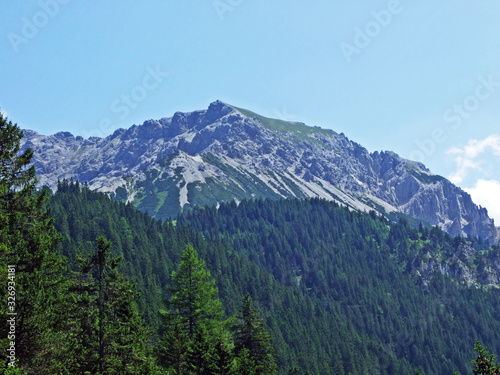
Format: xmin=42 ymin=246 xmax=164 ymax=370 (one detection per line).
xmin=21 ymin=100 xmax=498 ymax=243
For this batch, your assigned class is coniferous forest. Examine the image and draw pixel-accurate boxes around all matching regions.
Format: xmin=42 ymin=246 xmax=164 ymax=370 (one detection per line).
xmin=3 ymin=114 xmax=500 ymax=374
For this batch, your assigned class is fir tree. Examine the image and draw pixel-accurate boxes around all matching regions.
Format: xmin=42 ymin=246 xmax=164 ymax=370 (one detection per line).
xmin=168 ymin=244 xmax=225 ymax=335
xmin=235 ymin=348 xmax=256 ymax=375
xmin=213 ymin=339 xmax=235 ymax=375
xmin=157 ymin=317 xmax=190 ymax=375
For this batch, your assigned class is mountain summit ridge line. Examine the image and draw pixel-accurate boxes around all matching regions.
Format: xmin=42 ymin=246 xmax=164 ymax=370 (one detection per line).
xmin=21 ymin=100 xmax=498 ymax=243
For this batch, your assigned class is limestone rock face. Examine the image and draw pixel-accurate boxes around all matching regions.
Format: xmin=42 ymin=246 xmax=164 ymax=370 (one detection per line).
xmin=409 ymin=242 xmax=500 ymax=289
xmin=21 ymin=100 xmax=498 ymax=243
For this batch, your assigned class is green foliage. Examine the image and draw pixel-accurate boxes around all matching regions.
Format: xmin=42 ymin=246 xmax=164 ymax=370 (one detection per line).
xmin=235 ymin=348 xmax=256 ymax=375
xmin=63 ymin=237 xmax=156 ymax=374
xmin=168 ymin=244 xmax=225 ymax=335
xmin=233 ymin=294 xmax=278 ymax=375
xmin=158 ymin=244 xmax=232 ymax=374
xmin=405 ymin=163 xmax=445 ymax=185
xmin=156 ymin=317 xmax=190 ymax=373
xmin=232 ymin=105 xmax=335 ymax=144
xmin=213 ymin=339 xmax=236 ymax=375
xmin=43 ymin=179 xmax=500 ymax=374
xmin=179 ymin=198 xmax=500 ymax=374
xmin=472 ymin=341 xmax=500 ymax=375
xmin=453 ymin=341 xmax=500 ymax=375
xmin=0 ymin=113 xmax=66 ymax=373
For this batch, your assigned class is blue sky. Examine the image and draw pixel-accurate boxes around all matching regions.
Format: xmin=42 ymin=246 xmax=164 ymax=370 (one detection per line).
xmin=1 ymin=1 xmax=500 ymax=224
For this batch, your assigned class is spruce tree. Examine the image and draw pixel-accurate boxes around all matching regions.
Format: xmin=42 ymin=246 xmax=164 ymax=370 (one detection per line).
xmin=235 ymin=348 xmax=256 ymax=375
xmin=213 ymin=339 xmax=235 ymax=375
xmin=65 ymin=236 xmax=156 ymax=374
xmin=157 ymin=317 xmax=190 ymax=374
xmin=169 ymin=244 xmax=225 ymax=334
xmin=233 ymin=294 xmax=278 ymax=375
xmin=186 ymin=324 xmax=216 ymax=374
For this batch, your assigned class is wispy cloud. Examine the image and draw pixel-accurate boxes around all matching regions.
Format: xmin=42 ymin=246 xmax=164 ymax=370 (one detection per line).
xmin=447 ymin=134 xmax=500 ymax=184
xmin=465 ymin=179 xmax=500 ymax=225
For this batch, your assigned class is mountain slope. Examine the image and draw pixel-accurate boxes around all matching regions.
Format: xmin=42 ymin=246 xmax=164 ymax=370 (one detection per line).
xmin=22 ymin=100 xmax=497 ymax=242
xmin=49 ymin=182 xmax=500 ymax=374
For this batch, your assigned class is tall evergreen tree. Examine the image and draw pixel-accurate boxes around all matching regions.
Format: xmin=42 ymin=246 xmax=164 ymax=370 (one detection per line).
xmin=169 ymin=244 xmax=225 ymax=335
xmin=158 ymin=244 xmax=231 ymax=374
xmin=65 ymin=236 xmax=157 ymax=374
xmin=213 ymin=338 xmax=236 ymax=375
xmin=235 ymin=348 xmax=256 ymax=375
xmin=233 ymin=294 xmax=278 ymax=375
xmin=0 ymin=113 xmax=65 ymax=373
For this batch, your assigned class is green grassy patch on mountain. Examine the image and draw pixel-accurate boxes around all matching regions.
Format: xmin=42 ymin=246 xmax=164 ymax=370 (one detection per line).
xmin=232 ymin=105 xmax=336 ymax=141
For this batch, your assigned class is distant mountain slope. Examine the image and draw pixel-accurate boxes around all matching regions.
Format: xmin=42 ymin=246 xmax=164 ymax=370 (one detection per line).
xmin=22 ymin=100 xmax=497 ymax=242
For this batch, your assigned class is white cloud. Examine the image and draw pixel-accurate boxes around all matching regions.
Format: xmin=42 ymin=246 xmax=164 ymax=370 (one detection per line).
xmin=465 ymin=179 xmax=500 ymax=225
xmin=447 ymin=134 xmax=500 ymax=184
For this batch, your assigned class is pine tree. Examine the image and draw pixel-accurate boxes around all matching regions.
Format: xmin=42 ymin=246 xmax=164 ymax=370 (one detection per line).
xmin=233 ymin=294 xmax=278 ymax=375
xmin=0 ymin=112 xmax=66 ymax=372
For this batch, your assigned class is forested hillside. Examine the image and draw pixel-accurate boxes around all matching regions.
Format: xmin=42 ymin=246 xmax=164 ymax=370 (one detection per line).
xmin=177 ymin=199 xmax=500 ymax=374
xmin=49 ymin=181 xmax=391 ymax=373
xmin=48 ymin=180 xmax=500 ymax=374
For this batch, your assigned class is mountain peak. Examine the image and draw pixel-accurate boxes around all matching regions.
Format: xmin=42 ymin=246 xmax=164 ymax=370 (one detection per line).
xmin=205 ymin=100 xmax=237 ymax=121
xmin=20 ymin=103 xmax=499 ymax=243
xmin=208 ymin=99 xmax=232 ymax=110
